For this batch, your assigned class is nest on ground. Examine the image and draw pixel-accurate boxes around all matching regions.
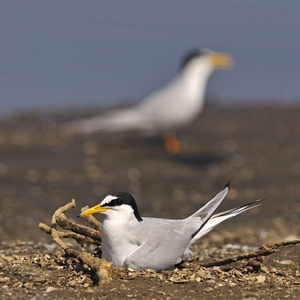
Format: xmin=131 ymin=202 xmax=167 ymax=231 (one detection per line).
xmin=39 ymin=199 xmax=300 ymax=286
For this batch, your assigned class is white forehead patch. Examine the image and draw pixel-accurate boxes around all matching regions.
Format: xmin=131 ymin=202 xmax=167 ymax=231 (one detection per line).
xmin=101 ymin=195 xmax=117 ymax=206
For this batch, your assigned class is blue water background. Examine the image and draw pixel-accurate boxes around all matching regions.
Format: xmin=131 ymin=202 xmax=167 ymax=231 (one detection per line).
xmin=1 ymin=1 xmax=300 ymax=118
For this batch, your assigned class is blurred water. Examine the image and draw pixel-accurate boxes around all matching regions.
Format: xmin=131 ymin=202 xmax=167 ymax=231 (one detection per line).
xmin=1 ymin=0 xmax=300 ymax=118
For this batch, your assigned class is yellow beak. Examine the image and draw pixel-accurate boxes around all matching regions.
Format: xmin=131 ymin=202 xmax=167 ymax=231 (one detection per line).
xmin=79 ymin=203 xmax=111 ymax=217
xmin=208 ymin=52 xmax=234 ymax=70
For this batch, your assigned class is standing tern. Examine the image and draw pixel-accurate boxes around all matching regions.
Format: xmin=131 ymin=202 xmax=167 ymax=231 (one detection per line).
xmin=64 ymin=49 xmax=233 ymax=153
xmin=79 ymin=182 xmax=262 ymax=271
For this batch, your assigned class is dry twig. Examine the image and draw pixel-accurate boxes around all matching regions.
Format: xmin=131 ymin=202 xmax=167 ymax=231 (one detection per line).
xmin=38 ymin=222 xmax=97 ymax=245
xmin=39 ymin=199 xmax=112 ymax=285
xmin=200 ymin=239 xmax=300 ymax=268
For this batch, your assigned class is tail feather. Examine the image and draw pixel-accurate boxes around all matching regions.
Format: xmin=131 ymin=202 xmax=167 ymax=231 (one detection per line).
xmin=62 ymin=108 xmax=145 ymax=134
xmin=212 ymin=198 xmax=263 ymax=219
xmin=190 ymin=198 xmax=264 ymax=244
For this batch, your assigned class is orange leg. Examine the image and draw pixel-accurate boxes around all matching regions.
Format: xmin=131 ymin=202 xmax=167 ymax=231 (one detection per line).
xmin=163 ymin=132 xmax=182 ymax=153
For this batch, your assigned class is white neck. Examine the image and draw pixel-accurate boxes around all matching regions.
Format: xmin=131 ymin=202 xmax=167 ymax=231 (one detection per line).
xmin=103 ymin=204 xmax=138 ymax=223
xmin=180 ymin=58 xmax=213 ymax=101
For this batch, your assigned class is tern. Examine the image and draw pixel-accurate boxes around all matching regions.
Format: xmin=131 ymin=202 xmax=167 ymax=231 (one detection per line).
xmin=64 ymin=49 xmax=233 ymax=153
xmin=79 ymin=182 xmax=262 ymax=271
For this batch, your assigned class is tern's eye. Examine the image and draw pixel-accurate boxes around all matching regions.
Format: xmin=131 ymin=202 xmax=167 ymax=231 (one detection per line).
xmin=115 ymin=198 xmax=122 ymax=205
xmin=108 ymin=198 xmax=123 ymax=207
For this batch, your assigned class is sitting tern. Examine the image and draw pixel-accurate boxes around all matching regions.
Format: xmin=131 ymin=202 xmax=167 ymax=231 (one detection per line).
xmin=79 ymin=182 xmax=262 ymax=271
xmin=64 ymin=49 xmax=233 ymax=153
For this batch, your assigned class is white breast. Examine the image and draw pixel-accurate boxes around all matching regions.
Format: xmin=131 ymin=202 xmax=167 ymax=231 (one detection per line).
xmin=101 ymin=217 xmax=141 ymax=267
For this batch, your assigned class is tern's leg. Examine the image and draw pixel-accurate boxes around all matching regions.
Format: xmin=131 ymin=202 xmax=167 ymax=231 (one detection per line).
xmin=163 ymin=132 xmax=182 ymax=153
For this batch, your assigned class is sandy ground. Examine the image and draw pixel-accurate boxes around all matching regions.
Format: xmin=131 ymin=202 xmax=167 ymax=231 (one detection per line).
xmin=0 ymin=104 xmax=299 ymax=299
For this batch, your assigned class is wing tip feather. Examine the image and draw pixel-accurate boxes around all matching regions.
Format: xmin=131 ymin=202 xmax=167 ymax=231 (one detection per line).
xmin=221 ymin=177 xmax=233 ymax=191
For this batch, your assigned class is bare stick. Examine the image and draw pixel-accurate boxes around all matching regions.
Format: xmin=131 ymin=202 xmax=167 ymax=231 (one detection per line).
xmin=51 ymin=198 xmax=76 ymax=224
xmin=200 ymin=239 xmax=300 ymax=268
xmin=43 ymin=198 xmax=112 ymax=284
xmin=39 ymin=198 xmax=101 ymax=245
xmin=64 ymin=249 xmax=113 ymax=285
xmin=56 ymin=214 xmax=101 ymax=242
xmin=39 ymin=222 xmax=99 ymax=245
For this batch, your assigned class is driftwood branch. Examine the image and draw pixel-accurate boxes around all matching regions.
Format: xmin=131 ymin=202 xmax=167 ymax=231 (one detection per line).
xmin=200 ymin=239 xmax=300 ymax=268
xmin=56 ymin=214 xmax=101 ymax=242
xmin=39 ymin=199 xmax=101 ymax=246
xmin=39 ymin=199 xmax=112 ymax=285
xmin=39 ymin=222 xmax=97 ymax=245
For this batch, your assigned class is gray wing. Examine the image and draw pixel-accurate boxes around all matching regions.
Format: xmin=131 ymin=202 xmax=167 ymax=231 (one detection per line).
xmin=62 ymin=75 xmax=187 ymax=134
xmin=124 ymin=218 xmax=198 ymax=271
xmin=137 ymin=76 xmax=202 ymax=129
xmin=124 ymin=242 xmax=182 ymax=271
xmin=62 ymin=67 xmax=206 ymax=134
xmin=125 ymin=183 xmax=231 ymax=270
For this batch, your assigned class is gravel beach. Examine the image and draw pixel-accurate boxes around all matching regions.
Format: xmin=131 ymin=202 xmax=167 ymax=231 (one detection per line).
xmin=0 ymin=104 xmax=299 ymax=299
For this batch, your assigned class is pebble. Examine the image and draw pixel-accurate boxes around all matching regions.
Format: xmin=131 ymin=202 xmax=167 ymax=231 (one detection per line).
xmin=278 ymin=260 xmax=294 ymax=265
xmin=0 ymin=276 xmax=10 ymax=283
xmin=45 ymin=286 xmax=57 ymax=293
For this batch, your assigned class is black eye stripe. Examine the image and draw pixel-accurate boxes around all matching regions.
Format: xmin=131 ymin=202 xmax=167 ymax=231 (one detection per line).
xmin=101 ymin=192 xmax=143 ymax=222
xmin=103 ymin=198 xmax=124 ymax=207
